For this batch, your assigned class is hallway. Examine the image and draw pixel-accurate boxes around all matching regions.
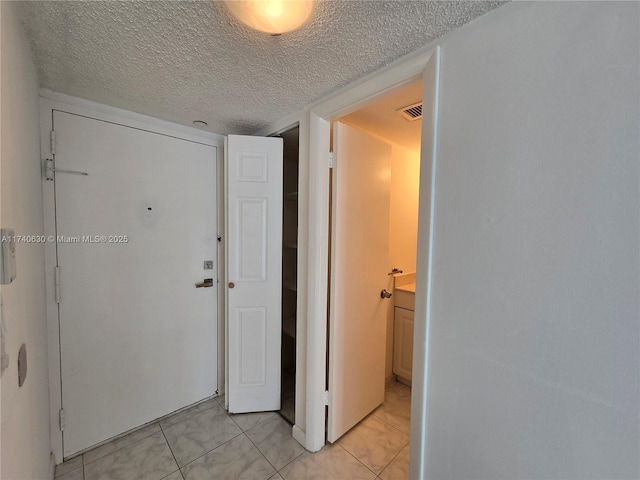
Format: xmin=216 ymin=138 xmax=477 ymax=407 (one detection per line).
xmin=54 ymin=383 xmax=411 ymax=480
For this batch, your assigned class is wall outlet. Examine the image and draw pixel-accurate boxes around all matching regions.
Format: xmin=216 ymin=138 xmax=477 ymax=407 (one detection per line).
xmin=204 ymin=260 xmax=214 ymax=270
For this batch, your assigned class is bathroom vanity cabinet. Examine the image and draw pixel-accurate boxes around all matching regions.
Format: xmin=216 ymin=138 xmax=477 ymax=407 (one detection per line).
xmin=393 ymin=282 xmax=415 ymax=385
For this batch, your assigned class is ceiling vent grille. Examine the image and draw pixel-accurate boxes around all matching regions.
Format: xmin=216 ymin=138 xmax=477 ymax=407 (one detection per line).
xmin=397 ymin=102 xmax=423 ymax=121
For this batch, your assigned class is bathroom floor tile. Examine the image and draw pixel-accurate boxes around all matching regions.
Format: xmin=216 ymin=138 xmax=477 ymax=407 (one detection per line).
xmin=337 ymin=415 xmax=409 ymax=474
xmin=245 ymin=415 xmax=305 ymax=470
xmin=162 ymin=404 xmax=242 ymax=467
xmin=56 ymin=455 xmax=84 ymax=477
xmin=279 ymin=443 xmax=376 ymax=480
xmin=84 ymin=431 xmax=178 ymax=480
xmin=230 ymin=411 xmax=276 ymax=432
xmin=181 ymin=434 xmax=275 ymax=480
xmin=372 ymin=383 xmax=411 ymax=435
xmin=378 ymin=445 xmax=409 ymax=480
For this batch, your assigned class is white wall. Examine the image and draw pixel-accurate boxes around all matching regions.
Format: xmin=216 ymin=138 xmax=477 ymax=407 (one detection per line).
xmin=1 ymin=2 xmax=51 ymax=478
xmin=420 ymin=2 xmax=639 ymax=478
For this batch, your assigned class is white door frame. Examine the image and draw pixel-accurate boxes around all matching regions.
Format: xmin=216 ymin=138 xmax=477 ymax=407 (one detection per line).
xmin=302 ymin=45 xmax=439 ymax=475
xmin=39 ymin=91 xmax=225 ymax=463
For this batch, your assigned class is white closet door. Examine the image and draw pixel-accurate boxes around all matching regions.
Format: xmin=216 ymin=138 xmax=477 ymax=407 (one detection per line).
xmin=225 ymin=134 xmax=283 ymax=413
xmin=327 ymin=122 xmax=392 ymax=442
xmin=54 ymin=111 xmax=218 ymax=456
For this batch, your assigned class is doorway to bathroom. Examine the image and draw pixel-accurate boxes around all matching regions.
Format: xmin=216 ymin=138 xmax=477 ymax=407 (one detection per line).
xmin=326 ymin=75 xmax=423 ymax=445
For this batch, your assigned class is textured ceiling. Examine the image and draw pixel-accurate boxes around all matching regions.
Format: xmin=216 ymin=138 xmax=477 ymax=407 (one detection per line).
xmin=19 ymin=1 xmax=505 ymax=135
xmin=341 ymin=75 xmax=423 ymax=151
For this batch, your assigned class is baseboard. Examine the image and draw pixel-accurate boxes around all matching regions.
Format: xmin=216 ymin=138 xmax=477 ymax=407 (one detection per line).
xmin=385 ymin=374 xmax=397 ymax=388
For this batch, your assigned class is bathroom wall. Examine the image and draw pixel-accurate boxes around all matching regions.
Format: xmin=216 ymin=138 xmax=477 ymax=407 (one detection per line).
xmin=388 ymin=143 xmax=420 ymax=274
xmin=1 ymin=2 xmax=51 ymax=478
xmin=386 ymin=143 xmax=420 ymax=382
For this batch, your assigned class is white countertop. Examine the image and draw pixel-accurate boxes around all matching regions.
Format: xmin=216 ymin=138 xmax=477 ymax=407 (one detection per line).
xmin=395 ymin=282 xmax=416 ymax=293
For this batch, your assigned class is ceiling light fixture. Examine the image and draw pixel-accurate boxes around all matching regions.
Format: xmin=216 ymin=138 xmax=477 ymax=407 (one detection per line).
xmin=193 ymin=120 xmax=208 ymax=127
xmin=224 ymin=0 xmax=314 ymax=35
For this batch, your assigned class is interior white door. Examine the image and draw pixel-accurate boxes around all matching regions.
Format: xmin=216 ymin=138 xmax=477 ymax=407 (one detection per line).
xmin=225 ymin=134 xmax=283 ymax=413
xmin=327 ymin=122 xmax=392 ymax=442
xmin=54 ymin=111 xmax=218 ymax=457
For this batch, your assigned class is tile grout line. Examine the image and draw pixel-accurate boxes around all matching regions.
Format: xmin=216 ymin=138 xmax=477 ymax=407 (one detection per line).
xmin=82 ymin=423 xmax=162 ymax=468
xmin=241 ymin=430 xmax=282 ymax=478
xmin=228 ymin=411 xmax=276 ymax=433
xmin=376 ymin=441 xmax=407 ymax=479
xmin=158 ymin=422 xmax=185 ymax=480
xmin=372 ymin=412 xmax=411 ymax=440
xmin=335 ymin=442 xmax=380 ymax=478
xmin=166 ymin=429 xmax=247 ymax=473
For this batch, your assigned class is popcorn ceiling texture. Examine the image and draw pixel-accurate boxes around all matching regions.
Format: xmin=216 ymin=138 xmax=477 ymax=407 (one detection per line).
xmin=19 ymin=1 xmax=505 ymax=135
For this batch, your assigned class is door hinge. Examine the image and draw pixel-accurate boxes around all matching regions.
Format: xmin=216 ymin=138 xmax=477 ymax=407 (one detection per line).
xmin=50 ymin=130 xmax=56 ymax=155
xmin=323 ymin=390 xmax=330 ymax=406
xmin=328 ymin=152 xmax=335 ymax=168
xmin=54 ymin=266 xmax=61 ymax=304
xmin=59 ymin=408 xmax=65 ymax=432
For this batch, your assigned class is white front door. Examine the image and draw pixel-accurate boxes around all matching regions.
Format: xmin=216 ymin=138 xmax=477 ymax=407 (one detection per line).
xmin=225 ymin=135 xmax=283 ymax=413
xmin=327 ymin=122 xmax=392 ymax=442
xmin=53 ymin=111 xmax=218 ymax=457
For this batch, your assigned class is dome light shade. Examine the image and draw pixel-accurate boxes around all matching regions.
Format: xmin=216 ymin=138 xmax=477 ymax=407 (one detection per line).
xmin=224 ymin=0 xmax=314 ymax=35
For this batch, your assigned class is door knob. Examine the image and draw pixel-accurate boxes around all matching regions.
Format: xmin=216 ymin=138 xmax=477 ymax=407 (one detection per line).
xmin=228 ymin=282 xmax=235 ymax=289
xmin=195 ymin=278 xmax=214 ymax=288
xmin=380 ymin=289 xmax=392 ymax=299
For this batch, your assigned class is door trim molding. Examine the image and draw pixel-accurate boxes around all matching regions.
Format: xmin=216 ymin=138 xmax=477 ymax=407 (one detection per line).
xmin=40 ymin=94 xmax=223 ymax=463
xmin=303 ymin=47 xmax=436 ymax=453
xmin=255 ymin=44 xmax=437 ymax=454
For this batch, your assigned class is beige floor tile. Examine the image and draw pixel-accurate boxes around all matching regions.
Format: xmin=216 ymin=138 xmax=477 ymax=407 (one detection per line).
xmin=162 ymin=405 xmax=242 ymax=467
xmin=161 ymin=471 xmax=183 ymax=480
xmin=245 ymin=415 xmax=305 ymax=470
xmin=181 ymin=434 xmax=275 ymax=480
xmin=83 ymin=422 xmax=162 ymax=465
xmin=84 ymin=431 xmax=178 ymax=480
xmin=378 ymin=445 xmax=409 ymax=480
xmin=230 ymin=411 xmax=276 ymax=432
xmin=57 ymin=466 xmax=84 ymax=480
xmin=279 ymin=443 xmax=376 ymax=480
xmin=337 ymin=415 xmax=409 ymax=474
xmin=56 ymin=455 xmax=84 ymax=477
xmin=372 ymin=384 xmax=411 ymax=435
xmin=159 ymin=398 xmax=219 ymax=429
xmin=83 ymin=442 xmax=118 ymax=466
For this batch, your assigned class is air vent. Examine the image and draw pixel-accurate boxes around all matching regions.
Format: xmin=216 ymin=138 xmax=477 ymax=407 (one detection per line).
xmin=397 ymin=102 xmax=423 ymax=121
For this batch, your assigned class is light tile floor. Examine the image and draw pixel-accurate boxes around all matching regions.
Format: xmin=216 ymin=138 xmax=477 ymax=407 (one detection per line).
xmin=55 ymin=383 xmax=411 ymax=480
